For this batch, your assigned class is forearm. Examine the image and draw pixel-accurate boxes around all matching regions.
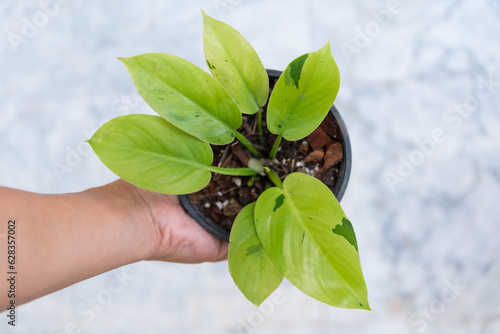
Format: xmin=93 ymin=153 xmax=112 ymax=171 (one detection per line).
xmin=0 ymin=180 xmax=156 ymax=308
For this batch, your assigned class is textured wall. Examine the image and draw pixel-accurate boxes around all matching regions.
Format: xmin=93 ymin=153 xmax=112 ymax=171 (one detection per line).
xmin=1 ymin=0 xmax=500 ymax=333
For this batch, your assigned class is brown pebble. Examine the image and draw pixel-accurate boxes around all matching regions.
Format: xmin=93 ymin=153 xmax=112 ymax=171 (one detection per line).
xmin=208 ymin=183 xmax=217 ymax=197
xmin=307 ymin=127 xmax=331 ymax=150
xmin=223 ymin=198 xmax=243 ymax=216
xmin=318 ymin=141 xmax=343 ymax=174
xmin=297 ymin=144 xmax=309 ymax=156
xmin=304 ymin=149 xmax=325 ymax=163
xmin=320 ymin=112 xmax=341 ymax=139
xmin=209 ymin=206 xmax=224 ymax=223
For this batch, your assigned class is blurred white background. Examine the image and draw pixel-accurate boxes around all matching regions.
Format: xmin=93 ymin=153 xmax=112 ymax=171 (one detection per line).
xmin=1 ymin=0 xmax=500 ymax=333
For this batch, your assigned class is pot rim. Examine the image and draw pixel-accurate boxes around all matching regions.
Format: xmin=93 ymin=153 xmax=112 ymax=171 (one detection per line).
xmin=180 ymin=69 xmax=352 ymax=242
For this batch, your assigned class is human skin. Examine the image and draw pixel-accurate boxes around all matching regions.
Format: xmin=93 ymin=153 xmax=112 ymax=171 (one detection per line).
xmin=0 ymin=179 xmax=228 ymax=308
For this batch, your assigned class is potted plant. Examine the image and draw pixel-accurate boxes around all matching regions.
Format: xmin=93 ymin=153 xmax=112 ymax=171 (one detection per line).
xmin=88 ymin=11 xmax=369 ymax=310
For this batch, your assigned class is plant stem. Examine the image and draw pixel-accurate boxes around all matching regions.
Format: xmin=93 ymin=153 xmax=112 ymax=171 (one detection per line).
xmin=257 ymin=108 xmax=265 ymax=146
xmin=208 ymin=166 xmax=258 ymax=176
xmin=234 ymin=130 xmax=262 ymax=158
xmin=269 ymin=133 xmax=283 ymax=160
xmin=264 ymin=167 xmax=283 ymax=189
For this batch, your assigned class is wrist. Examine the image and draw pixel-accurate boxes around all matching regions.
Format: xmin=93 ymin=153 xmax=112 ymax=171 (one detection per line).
xmin=83 ymin=179 xmax=161 ymax=263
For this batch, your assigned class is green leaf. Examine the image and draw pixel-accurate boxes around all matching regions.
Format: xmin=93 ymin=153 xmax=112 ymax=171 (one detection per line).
xmin=267 ymin=43 xmax=340 ymax=141
xmin=119 ymin=53 xmax=241 ymax=145
xmin=202 ymin=11 xmax=269 ymax=115
xmin=88 ymin=114 xmax=213 ymax=194
xmin=254 ymin=173 xmax=369 ymax=309
xmin=229 ymin=203 xmax=284 ymax=306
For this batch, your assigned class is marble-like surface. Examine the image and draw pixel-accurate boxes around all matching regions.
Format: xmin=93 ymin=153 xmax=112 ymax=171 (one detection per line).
xmin=1 ymin=0 xmax=500 ymax=333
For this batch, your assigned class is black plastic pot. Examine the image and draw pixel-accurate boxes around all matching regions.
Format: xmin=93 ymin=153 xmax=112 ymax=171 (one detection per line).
xmin=180 ymin=69 xmax=352 ymax=242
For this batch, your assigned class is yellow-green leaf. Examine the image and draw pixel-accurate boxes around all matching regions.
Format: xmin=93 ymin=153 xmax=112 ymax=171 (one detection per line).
xmin=267 ymin=43 xmax=340 ymax=141
xmin=254 ymin=173 xmax=369 ymax=309
xmin=202 ymin=11 xmax=269 ymax=114
xmin=88 ymin=114 xmax=213 ymax=194
xmin=120 ymin=53 xmax=241 ymax=145
xmin=229 ymin=203 xmax=284 ymax=306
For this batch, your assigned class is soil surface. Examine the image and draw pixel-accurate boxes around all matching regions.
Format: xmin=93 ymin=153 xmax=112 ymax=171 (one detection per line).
xmin=188 ymin=80 xmax=344 ymax=229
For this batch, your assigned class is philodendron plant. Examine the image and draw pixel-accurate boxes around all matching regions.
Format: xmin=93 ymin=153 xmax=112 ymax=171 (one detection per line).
xmin=88 ymin=11 xmax=370 ymax=310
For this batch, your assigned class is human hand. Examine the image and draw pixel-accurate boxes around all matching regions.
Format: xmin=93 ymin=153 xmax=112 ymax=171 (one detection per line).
xmin=0 ymin=178 xmax=228 ymax=308
xmin=110 ymin=179 xmax=229 ymax=264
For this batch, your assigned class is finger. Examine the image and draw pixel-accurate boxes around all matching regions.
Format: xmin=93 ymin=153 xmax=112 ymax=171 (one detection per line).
xmin=211 ymin=241 xmax=229 ymax=262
